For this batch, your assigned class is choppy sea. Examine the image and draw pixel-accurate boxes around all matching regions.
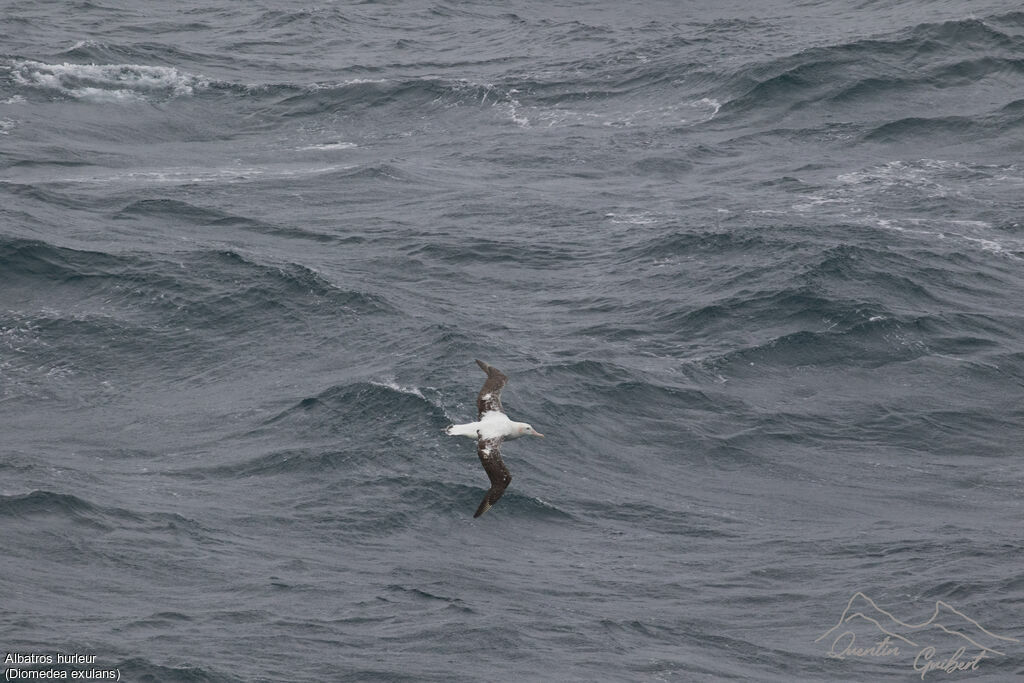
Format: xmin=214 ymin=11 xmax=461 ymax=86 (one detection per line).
xmin=3 ymin=1 xmax=1024 ymax=681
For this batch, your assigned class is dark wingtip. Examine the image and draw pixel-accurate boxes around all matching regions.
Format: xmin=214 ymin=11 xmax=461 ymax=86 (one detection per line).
xmin=475 ymin=359 xmax=489 ymax=373
xmin=473 ymin=495 xmax=491 ymax=518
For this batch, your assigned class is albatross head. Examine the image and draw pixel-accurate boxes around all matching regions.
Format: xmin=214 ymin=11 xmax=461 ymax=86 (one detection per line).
xmin=519 ymin=423 xmax=544 ymax=438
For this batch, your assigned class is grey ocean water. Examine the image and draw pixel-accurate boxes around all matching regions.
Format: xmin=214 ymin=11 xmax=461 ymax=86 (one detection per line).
xmin=2 ymin=1 xmax=1024 ymax=680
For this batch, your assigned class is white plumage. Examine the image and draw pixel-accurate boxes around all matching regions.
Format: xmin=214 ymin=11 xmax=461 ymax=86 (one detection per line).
xmin=446 ymin=410 xmax=536 ymax=441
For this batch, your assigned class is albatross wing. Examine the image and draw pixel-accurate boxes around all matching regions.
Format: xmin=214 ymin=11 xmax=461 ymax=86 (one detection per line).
xmin=474 ymin=436 xmax=511 ymax=518
xmin=475 ymin=359 xmax=508 ymax=418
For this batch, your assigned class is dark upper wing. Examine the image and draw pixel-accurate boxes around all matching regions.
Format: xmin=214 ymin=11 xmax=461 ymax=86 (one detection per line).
xmin=474 ymin=437 xmax=511 ymax=518
xmin=475 ymin=359 xmax=508 ymax=418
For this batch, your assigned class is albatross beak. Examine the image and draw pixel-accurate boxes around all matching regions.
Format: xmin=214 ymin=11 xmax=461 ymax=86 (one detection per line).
xmin=534 ymin=432 xmax=545 ymax=438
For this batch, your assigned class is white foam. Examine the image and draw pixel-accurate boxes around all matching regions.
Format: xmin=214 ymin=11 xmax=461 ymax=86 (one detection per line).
xmin=497 ymin=95 xmax=531 ymax=128
xmin=306 ymin=78 xmax=388 ymax=92
xmin=370 ymin=380 xmax=425 ymax=399
xmin=17 ymin=163 xmax=355 ymax=187
xmin=868 ymin=216 xmax=1021 ymax=260
xmin=692 ymin=97 xmax=722 ymax=122
xmin=834 ymin=158 xmax=1023 ymax=197
xmin=779 ymin=159 xmax=1024 ymax=261
xmin=535 ymin=97 xmax=721 ymax=129
xmin=297 ymin=142 xmax=357 ymax=151
xmin=605 ymin=212 xmax=659 ymax=225
xmin=836 ymin=160 xmax=952 ymax=199
xmin=66 ymin=39 xmax=104 ymax=51
xmin=9 ymin=60 xmax=207 ymax=101
xmin=790 ymin=195 xmax=844 ymax=212
xmin=439 ymin=80 xmax=531 ymax=127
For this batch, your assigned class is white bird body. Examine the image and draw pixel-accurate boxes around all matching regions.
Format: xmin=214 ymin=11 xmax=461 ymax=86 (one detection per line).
xmin=446 ymin=410 xmax=531 ymax=441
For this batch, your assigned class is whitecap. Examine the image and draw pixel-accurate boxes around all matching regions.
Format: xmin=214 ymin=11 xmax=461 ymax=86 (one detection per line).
xmin=691 ymin=97 xmax=722 ymax=122
xmin=17 ymin=163 xmax=355 ymax=187
xmin=297 ymin=142 xmax=357 ymax=151
xmin=370 ymin=380 xmax=426 ymax=399
xmin=8 ymin=60 xmax=207 ymax=101
xmin=605 ymin=212 xmax=659 ymax=225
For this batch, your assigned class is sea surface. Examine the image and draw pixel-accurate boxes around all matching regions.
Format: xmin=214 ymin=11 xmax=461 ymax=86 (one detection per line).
xmin=2 ymin=1 xmax=1024 ymax=681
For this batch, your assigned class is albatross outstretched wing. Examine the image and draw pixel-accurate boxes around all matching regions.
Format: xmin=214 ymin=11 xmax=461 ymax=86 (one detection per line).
xmin=474 ymin=437 xmax=511 ymax=518
xmin=475 ymin=359 xmax=508 ymax=418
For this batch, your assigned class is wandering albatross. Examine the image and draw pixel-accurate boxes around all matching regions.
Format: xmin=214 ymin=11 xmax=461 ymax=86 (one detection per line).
xmin=445 ymin=360 xmax=544 ymax=517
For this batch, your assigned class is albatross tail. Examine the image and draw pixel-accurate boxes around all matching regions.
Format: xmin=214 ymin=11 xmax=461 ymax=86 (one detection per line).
xmin=445 ymin=422 xmax=478 ymax=438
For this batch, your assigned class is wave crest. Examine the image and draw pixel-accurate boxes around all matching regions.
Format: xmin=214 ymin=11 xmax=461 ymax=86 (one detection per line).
xmin=7 ymin=59 xmax=207 ymax=101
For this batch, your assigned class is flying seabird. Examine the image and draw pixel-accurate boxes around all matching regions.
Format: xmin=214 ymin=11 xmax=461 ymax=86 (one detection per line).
xmin=446 ymin=360 xmax=544 ymax=517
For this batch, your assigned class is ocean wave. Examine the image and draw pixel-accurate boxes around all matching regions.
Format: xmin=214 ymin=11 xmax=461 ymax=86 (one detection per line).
xmin=627 ymin=239 xmax=964 ymax=371
xmin=713 ymin=319 xmax=931 ymax=371
xmin=835 ymin=158 xmax=1014 ymax=188
xmin=113 ymin=198 xmax=339 ymax=242
xmin=52 ymin=38 xmax=217 ymax=72
xmin=538 ymin=359 xmax=636 ymax=386
xmin=0 ymin=490 xmax=104 ymax=521
xmin=164 ymin=251 xmax=399 ymax=329
xmin=263 ymin=380 xmax=445 ymax=433
xmin=296 ymin=141 xmax=357 ymax=151
xmin=321 ymin=162 xmax=413 ymax=182
xmin=791 ymin=160 xmax=1024 ymax=257
xmin=253 ymin=6 xmax=353 ymax=31
xmin=13 ymin=161 xmax=362 ymax=190
xmin=585 ymin=501 xmax=740 ymax=538
xmin=0 ymin=236 xmax=122 ymax=280
xmin=689 ymin=296 xmax=1017 ymax=377
xmin=176 ymin=447 xmax=365 ymax=478
xmin=0 ymin=56 xmax=720 ymax=134
xmin=6 ymin=59 xmax=208 ymax=101
xmin=116 ymin=657 xmax=240 ymax=683
xmin=0 ymin=238 xmax=396 ymax=371
xmin=249 ymin=70 xmax=722 ymax=130
xmin=619 ymin=228 xmax=780 ymax=261
xmin=718 ymin=15 xmax=1024 ymax=123
xmin=326 ymin=476 xmax=572 ymax=526
xmin=1 ymin=237 xmax=356 ymax=310
xmin=0 ymin=180 xmax=94 ymax=209
xmin=519 ymin=96 xmax=721 ymax=129
xmin=862 ymin=115 xmax=979 ymax=142
xmin=407 ymin=235 xmax=573 ymax=266
xmin=268 ymin=77 xmax=445 ymax=117
xmin=796 ymin=243 xmax=942 ymax=302
xmin=528 ymin=361 xmax=724 ymax=447
xmin=0 ymin=489 xmax=210 ymax=538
